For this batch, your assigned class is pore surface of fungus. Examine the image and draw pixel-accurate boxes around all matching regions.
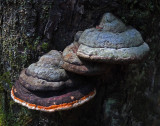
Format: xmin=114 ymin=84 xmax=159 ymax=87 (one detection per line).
xmin=77 ymin=13 xmax=150 ymax=63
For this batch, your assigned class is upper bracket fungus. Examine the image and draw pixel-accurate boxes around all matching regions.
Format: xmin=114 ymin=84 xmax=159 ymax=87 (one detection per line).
xmin=77 ymin=13 xmax=150 ymax=63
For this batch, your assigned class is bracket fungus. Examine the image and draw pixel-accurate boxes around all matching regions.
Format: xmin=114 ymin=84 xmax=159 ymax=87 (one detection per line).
xmin=11 ymin=12 xmax=150 ymax=113
xmin=77 ymin=13 xmax=150 ymax=63
xmin=11 ymin=50 xmax=96 ymax=112
xmin=62 ymin=32 xmax=110 ymax=76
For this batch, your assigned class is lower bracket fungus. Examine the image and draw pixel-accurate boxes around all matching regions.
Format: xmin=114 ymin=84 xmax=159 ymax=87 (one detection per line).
xmin=11 ymin=50 xmax=96 ymax=112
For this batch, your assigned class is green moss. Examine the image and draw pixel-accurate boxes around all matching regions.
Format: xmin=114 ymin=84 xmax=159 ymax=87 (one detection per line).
xmin=41 ymin=42 xmax=49 ymax=52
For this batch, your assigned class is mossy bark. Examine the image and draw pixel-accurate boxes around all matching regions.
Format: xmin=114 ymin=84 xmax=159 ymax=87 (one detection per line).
xmin=0 ymin=0 xmax=160 ymax=126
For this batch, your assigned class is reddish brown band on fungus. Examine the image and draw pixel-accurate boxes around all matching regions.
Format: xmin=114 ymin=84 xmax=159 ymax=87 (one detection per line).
xmin=11 ymin=87 xmax=96 ymax=111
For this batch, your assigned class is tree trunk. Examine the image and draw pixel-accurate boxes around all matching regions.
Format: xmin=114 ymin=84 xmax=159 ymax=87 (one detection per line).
xmin=0 ymin=0 xmax=160 ymax=126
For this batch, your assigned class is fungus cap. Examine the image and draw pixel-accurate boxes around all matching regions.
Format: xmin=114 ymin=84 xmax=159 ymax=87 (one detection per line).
xmin=11 ymin=81 xmax=96 ymax=112
xmin=19 ymin=50 xmax=92 ymax=91
xmin=26 ymin=50 xmax=67 ymax=81
xmin=99 ymin=13 xmax=127 ymax=33
xmin=62 ymin=42 xmax=110 ymax=75
xmin=78 ymin=28 xmax=143 ymax=49
xmin=77 ymin=12 xmax=150 ymax=63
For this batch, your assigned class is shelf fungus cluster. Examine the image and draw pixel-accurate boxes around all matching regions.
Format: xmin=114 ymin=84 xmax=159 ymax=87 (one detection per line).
xmin=11 ymin=13 xmax=150 ymax=112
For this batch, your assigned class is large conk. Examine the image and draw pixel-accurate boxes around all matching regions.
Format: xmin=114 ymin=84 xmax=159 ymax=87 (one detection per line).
xmin=11 ymin=50 xmax=96 ymax=112
xmin=77 ymin=13 xmax=150 ymax=63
